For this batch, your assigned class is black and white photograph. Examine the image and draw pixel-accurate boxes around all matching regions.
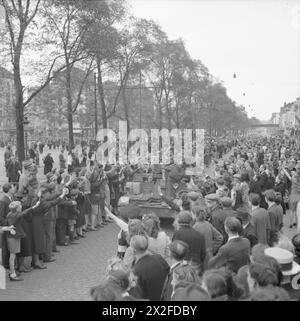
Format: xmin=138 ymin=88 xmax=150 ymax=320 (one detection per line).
xmin=0 ymin=0 xmax=300 ymax=304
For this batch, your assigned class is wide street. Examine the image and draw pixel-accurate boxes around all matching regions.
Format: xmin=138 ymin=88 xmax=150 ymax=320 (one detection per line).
xmin=0 ymin=223 xmax=118 ymax=301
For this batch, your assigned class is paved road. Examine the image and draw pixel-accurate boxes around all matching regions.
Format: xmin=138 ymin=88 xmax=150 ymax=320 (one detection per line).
xmin=0 ymin=223 xmax=119 ymax=301
xmin=0 ymin=147 xmax=119 ymax=300
xmin=0 ymin=146 xmax=66 ymax=186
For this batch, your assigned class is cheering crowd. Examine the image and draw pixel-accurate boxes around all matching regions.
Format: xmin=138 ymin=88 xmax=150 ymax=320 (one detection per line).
xmin=90 ymin=135 xmax=300 ymax=301
xmin=1 ymin=135 xmax=300 ymax=301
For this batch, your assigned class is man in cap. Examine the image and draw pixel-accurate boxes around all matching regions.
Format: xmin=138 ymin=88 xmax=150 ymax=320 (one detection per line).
xmin=205 ymin=194 xmax=227 ymax=242
xmin=164 ymin=164 xmax=185 ymax=198
xmin=236 ymin=207 xmax=257 ymax=248
xmin=172 ymin=211 xmax=206 ymax=274
xmin=45 ymin=172 xmax=55 ymax=183
xmin=187 ymin=191 xmax=205 ymax=209
xmin=18 ymin=160 xmax=33 ymax=194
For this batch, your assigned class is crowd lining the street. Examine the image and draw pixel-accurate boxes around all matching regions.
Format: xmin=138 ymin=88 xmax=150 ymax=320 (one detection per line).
xmin=1 ymin=135 xmax=300 ymax=301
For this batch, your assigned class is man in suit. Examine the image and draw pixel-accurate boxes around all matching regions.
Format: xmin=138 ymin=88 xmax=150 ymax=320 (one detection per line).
xmin=250 ymin=193 xmax=271 ymax=245
xmin=172 ymin=211 xmax=206 ymax=274
xmin=0 ymin=183 xmax=15 ymax=267
xmin=161 ymin=240 xmax=190 ymax=301
xmin=236 ymin=207 xmax=258 ymax=248
xmin=208 ymin=216 xmax=251 ymax=273
xmin=265 ymin=189 xmax=283 ymax=244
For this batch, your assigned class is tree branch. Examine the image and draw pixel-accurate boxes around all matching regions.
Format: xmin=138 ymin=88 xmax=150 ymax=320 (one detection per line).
xmin=24 ymin=0 xmax=30 ymax=21
xmin=71 ymin=58 xmax=94 ymax=113
xmin=11 ymin=0 xmax=20 ymax=19
xmin=26 ymin=0 xmax=41 ymax=26
xmin=107 ymin=64 xmax=128 ymax=118
xmin=2 ymin=0 xmax=16 ymax=50
xmin=23 ymin=54 xmax=65 ymax=106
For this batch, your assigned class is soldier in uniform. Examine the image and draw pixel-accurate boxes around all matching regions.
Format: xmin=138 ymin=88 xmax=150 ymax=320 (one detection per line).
xmin=205 ymin=194 xmax=227 ymax=243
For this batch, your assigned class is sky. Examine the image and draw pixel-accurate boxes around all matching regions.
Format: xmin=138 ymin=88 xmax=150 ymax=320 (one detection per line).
xmin=128 ymin=0 xmax=300 ymax=121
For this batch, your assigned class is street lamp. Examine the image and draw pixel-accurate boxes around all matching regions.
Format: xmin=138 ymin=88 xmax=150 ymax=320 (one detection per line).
xmin=23 ymin=116 xmax=30 ymax=159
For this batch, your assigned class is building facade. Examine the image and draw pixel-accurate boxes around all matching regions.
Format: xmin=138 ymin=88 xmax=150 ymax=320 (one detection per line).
xmin=279 ymin=98 xmax=300 ymax=132
xmin=270 ymin=112 xmax=280 ymax=125
xmin=0 ymin=66 xmax=15 ymax=143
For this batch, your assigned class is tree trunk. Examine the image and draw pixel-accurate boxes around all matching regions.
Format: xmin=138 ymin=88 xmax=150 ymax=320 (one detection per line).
xmin=175 ymin=97 xmax=180 ymax=128
xmin=165 ymin=91 xmax=171 ymax=130
xmin=14 ymin=62 xmax=25 ymax=164
xmin=97 ymin=60 xmax=107 ymax=129
xmin=66 ymin=67 xmax=74 ymax=150
xmin=122 ymin=86 xmax=130 ymax=133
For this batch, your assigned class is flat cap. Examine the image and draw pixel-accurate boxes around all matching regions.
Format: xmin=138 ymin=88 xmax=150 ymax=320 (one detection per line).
xmin=233 ymin=174 xmax=241 ymax=180
xmin=46 ymin=172 xmax=55 ymax=180
xmin=187 ymin=191 xmax=200 ymax=201
xmin=23 ymin=160 xmax=33 ymax=170
xmin=220 ymin=197 xmax=233 ymax=207
xmin=205 ymin=193 xmax=219 ymax=202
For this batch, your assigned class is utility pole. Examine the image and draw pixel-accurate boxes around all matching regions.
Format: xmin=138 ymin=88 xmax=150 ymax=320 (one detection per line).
xmin=94 ymin=72 xmax=98 ymax=139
